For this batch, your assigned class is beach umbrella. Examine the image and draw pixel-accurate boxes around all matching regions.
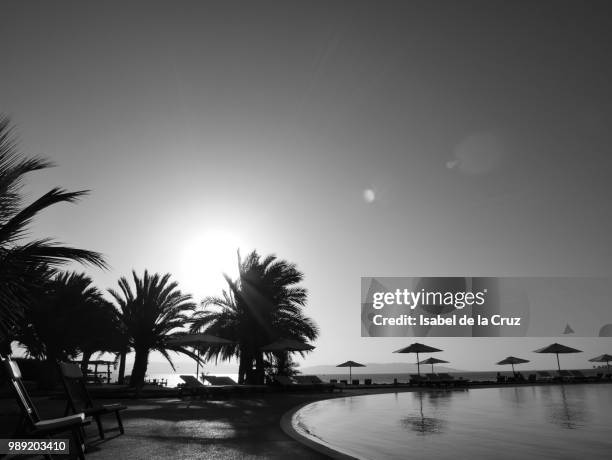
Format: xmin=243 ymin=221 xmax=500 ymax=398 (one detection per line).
xmin=260 ymin=338 xmax=315 ymax=352
xmin=394 ymin=343 xmax=442 ymax=376
xmin=168 ymin=333 xmax=234 ymax=378
xmin=336 ymin=360 xmax=366 ymax=381
xmin=418 ymin=357 xmax=449 ymax=374
xmin=497 ymin=356 xmax=530 ymax=373
xmin=589 ymin=353 xmax=612 ymax=370
xmin=534 ymin=343 xmax=582 ymax=372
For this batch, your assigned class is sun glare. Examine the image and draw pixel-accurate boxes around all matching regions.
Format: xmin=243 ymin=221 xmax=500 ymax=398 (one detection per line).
xmin=179 ymin=230 xmax=244 ymax=301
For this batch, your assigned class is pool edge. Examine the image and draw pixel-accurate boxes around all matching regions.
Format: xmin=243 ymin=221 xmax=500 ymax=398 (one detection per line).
xmin=280 ymin=400 xmax=361 ymax=460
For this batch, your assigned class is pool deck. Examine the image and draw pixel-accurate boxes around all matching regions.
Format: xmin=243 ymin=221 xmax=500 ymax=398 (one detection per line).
xmin=1 ymin=380 xmax=610 ymax=459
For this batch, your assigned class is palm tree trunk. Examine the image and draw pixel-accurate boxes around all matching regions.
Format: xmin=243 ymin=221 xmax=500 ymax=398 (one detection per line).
xmin=238 ymin=354 xmax=247 ymax=384
xmin=80 ymin=350 xmax=92 ymax=374
xmin=129 ymin=347 xmax=149 ymax=387
xmin=40 ymin=354 xmax=59 ymax=389
xmin=255 ymin=352 xmax=265 ymax=385
xmin=117 ymin=349 xmax=127 ymax=384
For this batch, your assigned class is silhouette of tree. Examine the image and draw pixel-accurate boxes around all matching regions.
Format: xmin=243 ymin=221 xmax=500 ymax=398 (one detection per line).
xmin=14 ymin=271 xmax=117 ymax=386
xmin=109 ymin=270 xmax=199 ymax=387
xmin=0 ymin=116 xmax=106 ymax=349
xmin=191 ymin=251 xmax=318 ymax=384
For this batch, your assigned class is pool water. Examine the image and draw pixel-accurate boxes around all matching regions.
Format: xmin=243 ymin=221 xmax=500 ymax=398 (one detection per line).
xmin=293 ymin=384 xmax=612 ymax=460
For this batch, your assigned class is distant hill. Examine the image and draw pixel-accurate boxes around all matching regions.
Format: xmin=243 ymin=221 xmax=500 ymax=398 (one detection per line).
xmin=300 ymin=362 xmax=461 ymax=375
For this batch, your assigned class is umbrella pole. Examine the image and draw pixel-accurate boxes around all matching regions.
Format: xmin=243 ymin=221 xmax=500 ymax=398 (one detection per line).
xmin=512 ymin=363 xmax=515 ymax=374
xmin=431 ymin=363 xmax=434 ymax=373
xmin=196 ymin=348 xmax=200 ymax=381
xmin=417 ymin=352 xmax=420 ymax=376
xmin=350 ymin=366 xmax=352 ymax=382
xmin=556 ymin=353 xmax=561 ymax=372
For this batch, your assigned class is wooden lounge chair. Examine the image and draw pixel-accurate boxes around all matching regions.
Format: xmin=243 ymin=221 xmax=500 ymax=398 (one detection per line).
xmin=2 ymin=356 xmax=90 ymax=460
xmin=58 ymin=362 xmax=126 ymax=440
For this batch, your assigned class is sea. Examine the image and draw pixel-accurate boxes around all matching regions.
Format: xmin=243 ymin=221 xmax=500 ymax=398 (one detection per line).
xmin=145 ymin=369 xmax=603 ymax=388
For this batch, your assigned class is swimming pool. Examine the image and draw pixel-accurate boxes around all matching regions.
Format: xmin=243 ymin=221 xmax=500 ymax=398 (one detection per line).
xmin=292 ymin=384 xmax=612 ymax=460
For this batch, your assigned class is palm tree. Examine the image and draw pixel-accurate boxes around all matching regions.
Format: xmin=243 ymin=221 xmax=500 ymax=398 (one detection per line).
xmin=14 ymin=271 xmax=116 ymax=366
xmin=0 ymin=115 xmax=106 ymax=348
xmin=191 ymin=251 xmax=318 ymax=384
xmin=109 ymin=270 xmax=199 ymax=387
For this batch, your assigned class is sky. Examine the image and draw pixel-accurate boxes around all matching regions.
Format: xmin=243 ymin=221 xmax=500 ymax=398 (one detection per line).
xmin=2 ymin=0 xmax=612 ymax=372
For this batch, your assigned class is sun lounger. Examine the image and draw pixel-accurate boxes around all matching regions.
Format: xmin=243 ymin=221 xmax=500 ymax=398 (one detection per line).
xmin=569 ymin=370 xmax=589 ymax=381
xmin=437 ymin=373 xmax=463 ymax=386
xmin=2 ymin=356 xmax=90 ymax=459
xmin=203 ymin=376 xmax=238 ymax=385
xmin=178 ymin=375 xmax=212 ymax=398
xmin=558 ymin=370 xmax=573 ymax=381
xmin=59 ymin=362 xmax=126 ymax=440
xmin=409 ymin=374 xmax=427 ymax=386
xmin=202 ymin=376 xmax=265 ymax=396
xmin=537 ymin=371 xmax=553 ymax=382
xmin=273 ymin=375 xmax=336 ymax=392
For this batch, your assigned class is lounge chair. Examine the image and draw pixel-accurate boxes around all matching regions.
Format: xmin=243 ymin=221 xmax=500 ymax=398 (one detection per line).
xmin=569 ymin=370 xmax=589 ymax=381
xmin=437 ymin=373 xmax=462 ymax=386
xmin=537 ymin=371 xmax=553 ymax=381
xmin=2 ymin=356 xmax=90 ymax=459
xmin=425 ymin=373 xmax=443 ymax=387
xmin=203 ymin=375 xmax=238 ymax=385
xmin=558 ymin=370 xmax=573 ymax=382
xmin=273 ymin=375 xmax=336 ymax=392
xmin=202 ymin=375 xmax=259 ymax=396
xmin=409 ymin=374 xmax=427 ymax=386
xmin=59 ymin=362 xmax=126 ymax=440
xmin=528 ymin=374 xmax=537 ymax=382
xmin=178 ymin=375 xmax=212 ymax=399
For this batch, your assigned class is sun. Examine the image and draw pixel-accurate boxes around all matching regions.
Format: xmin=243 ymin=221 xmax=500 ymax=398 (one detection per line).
xmin=179 ymin=229 xmax=245 ymax=300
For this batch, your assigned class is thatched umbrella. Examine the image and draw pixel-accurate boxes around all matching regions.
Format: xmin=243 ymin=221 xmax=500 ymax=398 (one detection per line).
xmin=589 ymin=353 xmax=612 ymax=371
xmin=497 ymin=356 xmax=530 ymax=373
xmin=394 ymin=343 xmax=442 ymax=376
xmin=336 ymin=360 xmax=366 ymax=381
xmin=534 ymin=343 xmax=582 ymax=372
xmin=260 ymin=338 xmax=315 ymax=352
xmin=168 ymin=333 xmax=234 ymax=378
xmin=419 ymin=357 xmax=449 ymax=374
